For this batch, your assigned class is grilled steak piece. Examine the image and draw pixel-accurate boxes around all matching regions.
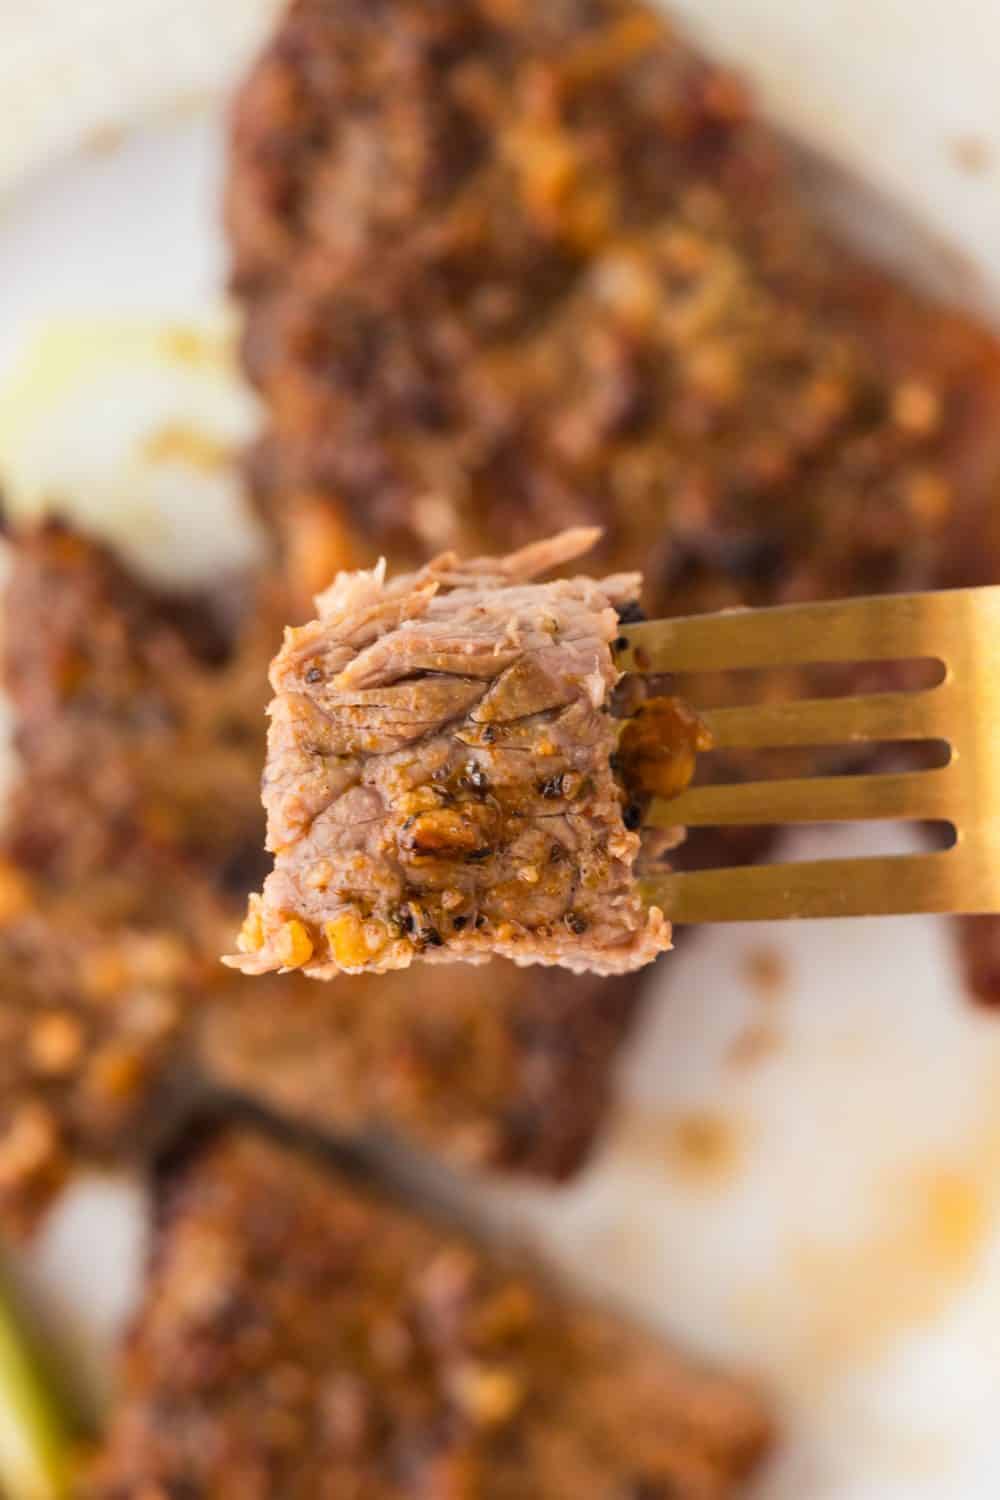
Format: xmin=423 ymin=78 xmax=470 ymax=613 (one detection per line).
xmin=0 ymin=524 xmax=649 ymax=1227
xmin=202 ymin=959 xmax=644 ymax=1180
xmin=80 ymin=1129 xmax=771 ymax=1499
xmin=227 ymin=0 xmax=1000 ymax=617
xmin=0 ymin=522 xmax=270 ymax=1234
xmin=2 ymin=520 xmax=268 ymax=942
xmin=227 ymin=529 xmax=677 ymax=978
xmin=0 ymin=871 xmax=198 ymax=1237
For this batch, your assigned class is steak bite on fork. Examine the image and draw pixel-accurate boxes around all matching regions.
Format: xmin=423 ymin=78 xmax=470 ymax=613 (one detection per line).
xmin=227 ymin=529 xmax=678 ymax=978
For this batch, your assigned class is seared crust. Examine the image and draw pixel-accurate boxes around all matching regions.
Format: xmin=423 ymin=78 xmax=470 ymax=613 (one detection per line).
xmin=0 ymin=523 xmax=264 ymax=1233
xmin=80 ymin=1129 xmax=771 ymax=1498
xmin=228 ymin=0 xmax=1000 ymax=617
xmin=201 ymin=958 xmax=644 ymax=1179
xmin=2 ymin=521 xmax=268 ymax=938
xmin=0 ymin=877 xmax=199 ymax=1237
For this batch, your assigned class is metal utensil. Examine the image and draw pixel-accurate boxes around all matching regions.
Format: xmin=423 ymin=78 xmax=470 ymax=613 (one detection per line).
xmin=619 ymin=587 xmax=1000 ymax=921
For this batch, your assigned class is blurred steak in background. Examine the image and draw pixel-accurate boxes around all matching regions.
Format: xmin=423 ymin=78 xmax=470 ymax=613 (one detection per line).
xmin=0 ymin=522 xmax=643 ymax=1232
xmin=80 ymin=1127 xmax=770 ymax=1498
xmin=228 ymin=0 xmax=1000 ymax=611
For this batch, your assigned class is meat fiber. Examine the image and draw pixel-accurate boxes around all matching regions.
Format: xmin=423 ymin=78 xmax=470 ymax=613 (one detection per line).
xmin=227 ymin=529 xmax=672 ymax=977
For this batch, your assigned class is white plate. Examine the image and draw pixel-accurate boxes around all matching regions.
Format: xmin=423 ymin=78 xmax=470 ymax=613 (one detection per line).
xmin=2 ymin=7 xmax=1000 ymax=1497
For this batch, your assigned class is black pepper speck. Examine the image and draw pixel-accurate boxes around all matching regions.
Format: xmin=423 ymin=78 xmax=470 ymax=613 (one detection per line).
xmin=615 ymin=601 xmax=647 ymax=626
xmin=463 ymin=762 xmax=489 ymax=793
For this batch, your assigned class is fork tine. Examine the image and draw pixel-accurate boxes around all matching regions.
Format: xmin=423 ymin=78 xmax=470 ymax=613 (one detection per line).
xmin=700 ymin=690 xmax=947 ymax=750
xmin=629 ymin=585 xmax=1000 ymax=920
xmin=619 ymin=590 xmax=958 ymax=674
xmin=645 ymin=767 xmax=957 ymax=829
xmin=640 ymin=850 xmax=965 ymax=922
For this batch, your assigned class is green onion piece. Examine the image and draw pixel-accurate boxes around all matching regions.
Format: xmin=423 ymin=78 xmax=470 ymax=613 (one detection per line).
xmin=0 ymin=1279 xmax=75 ymax=1500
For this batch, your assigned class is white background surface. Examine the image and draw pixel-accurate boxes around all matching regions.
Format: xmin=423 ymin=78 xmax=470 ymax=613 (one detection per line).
xmin=1 ymin=4 xmax=1000 ymax=1496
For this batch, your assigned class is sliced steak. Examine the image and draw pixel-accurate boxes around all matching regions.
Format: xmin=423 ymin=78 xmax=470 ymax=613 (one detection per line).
xmin=227 ymin=529 xmax=676 ymax=978
xmin=80 ymin=1128 xmax=771 ymax=1499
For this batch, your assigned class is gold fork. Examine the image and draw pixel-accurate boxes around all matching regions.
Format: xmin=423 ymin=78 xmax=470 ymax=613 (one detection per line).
xmin=617 ymin=586 xmax=1000 ymax=923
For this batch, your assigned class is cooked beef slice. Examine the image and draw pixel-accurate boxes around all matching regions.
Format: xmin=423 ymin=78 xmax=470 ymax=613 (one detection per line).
xmin=201 ymin=958 xmax=643 ymax=1179
xmin=227 ymin=0 xmax=1000 ymax=617
xmin=0 ymin=869 xmax=200 ymax=1236
xmin=80 ymin=1130 xmax=770 ymax=1499
xmin=0 ymin=524 xmax=649 ymax=1217
xmin=0 ymin=523 xmax=272 ymax=1234
xmin=227 ymin=530 xmax=674 ymax=978
xmin=2 ymin=521 xmax=269 ymax=942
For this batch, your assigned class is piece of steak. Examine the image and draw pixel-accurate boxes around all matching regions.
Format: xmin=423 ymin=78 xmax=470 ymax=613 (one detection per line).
xmin=227 ymin=0 xmax=1000 ymax=617
xmin=2 ymin=520 xmax=269 ymax=943
xmin=202 ymin=957 xmax=644 ymax=1180
xmin=226 ymin=529 xmax=677 ymax=978
xmin=79 ymin=1128 xmax=771 ymax=1499
xmin=0 ymin=522 xmax=272 ymax=1234
xmin=0 ymin=523 xmax=649 ymax=1227
xmin=0 ymin=870 xmax=199 ymax=1237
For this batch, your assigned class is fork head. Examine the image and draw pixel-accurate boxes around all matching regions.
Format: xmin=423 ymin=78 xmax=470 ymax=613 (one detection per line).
xmin=617 ymin=587 xmax=1000 ymax=921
